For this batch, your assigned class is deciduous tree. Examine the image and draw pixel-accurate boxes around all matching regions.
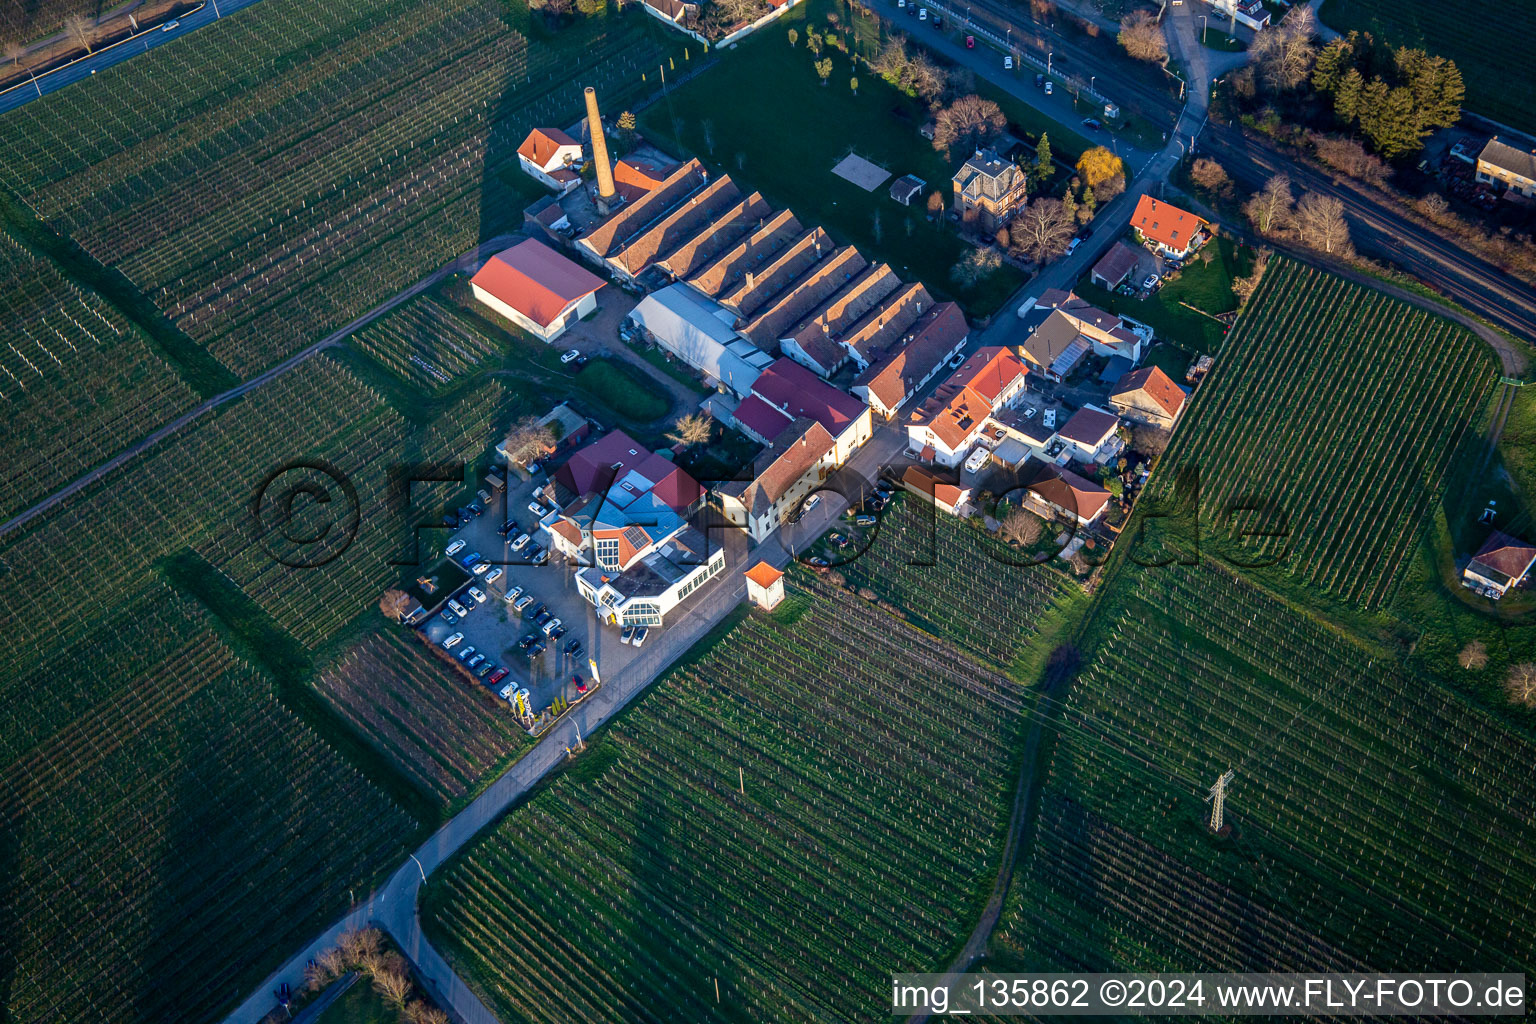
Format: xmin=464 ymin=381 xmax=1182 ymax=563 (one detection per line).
xmin=1117 ymin=11 xmax=1167 ymax=63
xmin=1001 ymin=508 xmax=1043 ymax=546
xmin=500 ymin=416 xmax=556 ymax=466
xmin=1295 ymin=192 xmax=1352 ymax=254
xmin=667 ymin=413 xmax=712 ymax=448
xmin=1244 ymin=173 xmax=1293 ymax=235
xmin=1250 ymin=6 xmax=1317 ymax=91
xmin=1009 ymin=198 xmax=1075 ymax=263
xmin=814 ymin=56 xmax=834 ymax=84
xmin=379 ymin=588 xmax=412 ymax=622
xmin=64 ymin=14 xmax=93 ymax=53
xmin=1189 ymin=157 xmax=1232 ymax=197
xmin=932 ymin=94 xmax=1007 ymax=155
xmin=951 ymin=247 xmax=1002 ymax=286
xmin=1506 ymin=662 xmax=1536 ymax=707
xmin=787 ymin=27 xmax=798 ymax=46
xmin=1075 ymin=146 xmax=1124 ymax=189
xmin=1458 ymin=640 xmax=1489 ymax=670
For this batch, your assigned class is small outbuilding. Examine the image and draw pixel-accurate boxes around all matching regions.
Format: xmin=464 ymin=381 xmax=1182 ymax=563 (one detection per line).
xmin=1464 ymin=531 xmax=1536 ymax=599
xmin=744 ymin=561 xmax=786 ymax=610
xmin=1089 ymin=240 xmax=1141 ymax=290
xmin=890 ymin=174 xmax=926 ymax=206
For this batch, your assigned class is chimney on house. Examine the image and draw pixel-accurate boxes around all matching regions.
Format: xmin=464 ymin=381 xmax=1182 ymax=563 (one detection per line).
xmin=745 ymin=270 xmax=755 ymax=290
xmin=584 ymin=87 xmax=616 ymax=207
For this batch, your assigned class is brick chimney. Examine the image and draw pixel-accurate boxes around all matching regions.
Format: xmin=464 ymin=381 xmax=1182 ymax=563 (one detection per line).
xmin=584 ymin=87 xmax=616 ymax=207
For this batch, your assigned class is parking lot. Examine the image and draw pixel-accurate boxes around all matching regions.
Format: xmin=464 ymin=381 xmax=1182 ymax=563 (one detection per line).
xmin=414 ymin=471 xmax=631 ymax=721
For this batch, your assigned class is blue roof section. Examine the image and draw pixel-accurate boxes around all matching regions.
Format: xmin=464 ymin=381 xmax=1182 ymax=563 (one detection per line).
xmin=629 ymin=284 xmax=774 ymax=396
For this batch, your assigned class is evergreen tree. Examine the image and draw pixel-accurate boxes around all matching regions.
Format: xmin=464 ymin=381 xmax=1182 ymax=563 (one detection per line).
xmin=1034 ymin=133 xmax=1053 ymax=183
xmin=1311 ymin=37 xmax=1353 ymax=93
xmin=1360 ymin=83 xmax=1420 ymax=158
xmin=1333 ymin=67 xmax=1365 ymax=126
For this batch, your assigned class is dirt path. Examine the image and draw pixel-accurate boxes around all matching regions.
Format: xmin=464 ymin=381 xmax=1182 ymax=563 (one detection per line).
xmin=0 ymin=232 xmax=522 ymax=540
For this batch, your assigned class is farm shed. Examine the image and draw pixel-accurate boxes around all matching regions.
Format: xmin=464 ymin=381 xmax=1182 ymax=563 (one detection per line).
xmin=628 ymin=284 xmax=774 ymax=396
xmin=470 ymin=239 xmax=604 ymax=343
xmin=890 ymin=175 xmax=926 ymax=206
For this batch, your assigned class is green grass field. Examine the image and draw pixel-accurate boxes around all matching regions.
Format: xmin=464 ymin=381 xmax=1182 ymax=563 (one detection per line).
xmin=1319 ymin=0 xmax=1536 ymax=135
xmin=423 ymin=574 xmax=1041 ymax=1021
xmin=640 ymin=0 xmax=1061 ymax=317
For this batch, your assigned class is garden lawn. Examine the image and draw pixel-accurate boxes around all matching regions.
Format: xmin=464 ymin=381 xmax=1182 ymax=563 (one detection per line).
xmin=1075 ymin=235 xmax=1252 ymax=354
xmin=315 ymin=978 xmax=394 ymax=1024
xmin=575 ymin=360 xmax=670 ymax=421
xmin=640 ymin=0 xmax=1039 ymax=316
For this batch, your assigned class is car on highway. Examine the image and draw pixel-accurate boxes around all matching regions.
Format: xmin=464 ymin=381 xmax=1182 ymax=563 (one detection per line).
xmin=467 ymin=586 xmax=487 ymax=604
xmin=1082 ymin=117 xmax=1104 ymax=130
xmin=484 ymin=567 xmax=502 ymax=584
xmin=161 ymin=19 xmax=180 ymax=31
xmin=1034 ymin=73 xmax=1044 ymax=88
xmin=511 ymin=532 xmax=530 ymax=551
xmin=442 ymin=632 xmax=464 ymax=649
xmin=966 ymin=35 xmax=974 ymax=47
xmin=1043 ymin=80 xmax=1053 ymax=95
xmin=1004 ymin=56 xmax=1014 ymax=70
xmin=918 ymin=7 xmax=926 ymax=19
xmin=560 ymin=348 xmax=581 ymax=364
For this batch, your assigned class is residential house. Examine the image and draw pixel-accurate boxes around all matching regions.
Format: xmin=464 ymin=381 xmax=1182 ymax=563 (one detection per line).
xmin=852 ymin=301 xmax=969 ymax=418
xmin=731 ymin=357 xmax=873 ymax=462
xmin=1463 ymin=531 xmax=1536 ymax=599
xmin=900 ymin=465 xmax=973 ymax=517
xmin=1056 ymin=404 xmax=1123 ymax=465
xmin=952 ymin=149 xmax=1027 ymax=234
xmin=640 ymin=0 xmax=702 ymax=31
xmin=1110 ymin=365 xmax=1188 ymax=430
xmin=1475 ymin=137 xmax=1536 ymax=200
xmin=1019 ymin=290 xmax=1150 ymax=379
xmin=1130 ymin=195 xmax=1210 ymax=259
xmin=517 ymin=128 xmax=584 ymax=192
xmin=1089 ymin=240 xmax=1142 ymax=290
xmin=469 ymin=238 xmax=605 ymax=343
xmin=905 ymin=346 xmax=1028 ymax=467
xmin=627 ymin=284 xmax=775 ymax=396
xmin=716 ymin=418 xmax=838 ymax=542
xmin=1024 ymin=463 xmax=1112 ymax=526
xmin=1207 ymin=0 xmax=1269 ymax=30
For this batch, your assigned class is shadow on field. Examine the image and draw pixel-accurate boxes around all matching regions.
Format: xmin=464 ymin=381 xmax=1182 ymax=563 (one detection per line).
xmin=0 ymin=797 xmax=19 ymax=1021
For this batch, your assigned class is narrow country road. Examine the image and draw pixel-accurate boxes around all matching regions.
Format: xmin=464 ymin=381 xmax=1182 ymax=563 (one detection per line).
xmin=0 ymin=233 xmax=523 ymax=540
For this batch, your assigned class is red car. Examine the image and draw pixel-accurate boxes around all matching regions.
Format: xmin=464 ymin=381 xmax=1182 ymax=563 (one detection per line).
xmin=486 ymin=668 xmax=508 ymax=687
xmin=966 ymin=35 xmax=975 ymax=48
xmin=573 ymin=674 xmax=588 ymax=694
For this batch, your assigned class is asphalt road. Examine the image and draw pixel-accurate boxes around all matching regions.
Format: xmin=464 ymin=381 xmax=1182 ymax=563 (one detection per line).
xmin=0 ymin=0 xmax=266 ymax=116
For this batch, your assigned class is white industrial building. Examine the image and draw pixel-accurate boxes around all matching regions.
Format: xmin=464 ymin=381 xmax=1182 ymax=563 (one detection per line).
xmin=627 ymin=284 xmax=775 ymax=395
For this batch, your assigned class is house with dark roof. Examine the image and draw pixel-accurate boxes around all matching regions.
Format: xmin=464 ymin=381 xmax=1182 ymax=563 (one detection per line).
xmin=852 ymin=301 xmax=969 ymax=419
xmin=1056 ymin=404 xmax=1123 ymax=465
xmin=952 ymin=149 xmax=1027 ymax=234
xmin=1018 ymin=290 xmax=1151 ymax=379
xmin=1475 ymin=137 xmax=1536 ymax=200
xmin=1089 ymin=240 xmax=1142 ymax=289
xmin=1024 ymin=463 xmax=1112 ymax=526
xmin=716 ymin=418 xmax=838 ymax=542
xmin=469 ymin=239 xmax=605 ymax=342
xmin=905 ymin=346 xmax=1028 ymax=466
xmin=1110 ymin=365 xmax=1188 ymax=429
xmin=1463 ymin=531 xmax=1536 ymax=599
xmin=731 ymin=357 xmax=873 ymax=462
xmin=890 ymin=174 xmax=926 ymax=206
xmin=1130 ymin=195 xmax=1210 ymax=259
xmin=517 ymin=128 xmax=584 ymax=192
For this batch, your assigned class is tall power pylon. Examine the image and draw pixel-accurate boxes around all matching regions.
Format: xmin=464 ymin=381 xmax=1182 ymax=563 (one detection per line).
xmin=1206 ymin=769 xmax=1235 ymax=832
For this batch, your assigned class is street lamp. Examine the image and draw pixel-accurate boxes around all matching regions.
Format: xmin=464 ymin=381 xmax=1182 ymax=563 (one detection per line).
xmin=1047 ymin=50 xmax=1052 ymax=74
xmin=1090 ymin=74 xmax=1096 ymax=96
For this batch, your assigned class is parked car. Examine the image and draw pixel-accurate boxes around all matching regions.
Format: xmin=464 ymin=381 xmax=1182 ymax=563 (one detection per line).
xmin=472 ymin=561 xmax=491 ymax=575
xmin=496 ymin=521 xmax=513 ymax=537
xmin=467 ymin=653 xmax=485 ymax=669
xmin=632 ymin=626 xmax=649 ymax=648
xmin=467 ymin=586 xmax=487 ymax=604
xmin=448 ymin=599 xmax=469 ymax=617
xmin=1064 ymin=238 xmax=1081 ymax=256
xmin=528 ymin=500 xmax=547 ymax=517
xmin=542 ymin=616 xmax=563 ymax=636
xmin=467 ymin=501 xmax=483 ymax=516
xmin=499 ymin=681 xmax=518 ymax=699
xmin=549 ymin=625 xmax=567 ymax=641
xmin=514 ymin=594 xmax=535 ymax=612
xmin=525 ymin=641 xmax=545 ymax=659
xmin=505 ymin=585 xmax=524 ymax=604
xmin=534 ymin=611 xmax=552 ymax=629
xmin=1023 ymin=406 xmax=1038 ymax=420
xmin=574 ymin=675 xmax=588 ymax=694
xmin=621 ymin=625 xmax=636 ymax=645
xmin=965 ymin=34 xmax=974 ymax=47
xmin=530 ymin=545 xmax=549 ymax=565
xmin=947 ymin=351 xmax=966 ymax=369
xmin=484 ymin=567 xmax=503 ymax=584
xmin=459 ymin=552 xmax=481 ymax=569
xmin=518 ymin=634 xmax=539 ymax=650
xmin=564 ymin=638 xmax=583 ymax=656
xmin=456 ymin=645 xmax=476 ymax=662
xmin=1142 ymin=273 xmax=1160 ymax=290
xmin=446 ymin=539 xmax=466 ymax=557
xmin=442 ymin=632 xmax=464 ymax=649
xmin=511 ymin=533 xmax=530 ymax=551
xmin=855 ymin=514 xmax=879 ymax=527
xmin=440 ymin=610 xmax=458 ymax=624
xmin=560 ymin=348 xmax=581 ymax=364
xmin=964 ymin=447 xmax=990 ymax=474
xmin=488 ymin=668 xmax=509 ymax=687
xmin=476 ymin=662 xmax=494 ymax=678
xmin=803 ymin=494 xmax=821 ymax=514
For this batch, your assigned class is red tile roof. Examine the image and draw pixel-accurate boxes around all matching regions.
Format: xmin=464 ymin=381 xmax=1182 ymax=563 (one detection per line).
xmin=518 ymin=128 xmax=579 ymax=169
xmin=949 ymin=346 xmax=1025 ymax=404
xmin=744 ymin=561 xmax=785 ymax=588
xmin=614 ymin=156 xmax=677 ymax=193
xmin=470 ymin=239 xmax=604 ymax=328
xmin=554 ymin=429 xmax=648 ymax=496
xmin=748 ymin=358 xmax=867 ymax=438
xmin=901 ymin=465 xmax=968 ymax=511
xmin=1111 ymin=365 xmax=1187 ymax=419
xmin=1029 ymin=465 xmax=1111 ymax=522
xmin=855 ymin=301 xmax=969 ymax=411
xmin=1471 ymin=531 xmax=1536 ymax=582
xmin=1131 ymin=195 xmax=1208 ymax=251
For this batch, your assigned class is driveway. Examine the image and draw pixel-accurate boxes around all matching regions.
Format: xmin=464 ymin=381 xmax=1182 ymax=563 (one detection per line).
xmin=553 ymin=288 xmax=706 ymax=424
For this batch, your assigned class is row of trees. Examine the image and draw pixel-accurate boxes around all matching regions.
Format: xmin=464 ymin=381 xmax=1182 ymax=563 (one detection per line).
xmin=1312 ymin=34 xmax=1465 ymax=158
xmin=1244 ymin=172 xmax=1352 ymax=256
xmin=302 ymin=928 xmax=448 ymax=1024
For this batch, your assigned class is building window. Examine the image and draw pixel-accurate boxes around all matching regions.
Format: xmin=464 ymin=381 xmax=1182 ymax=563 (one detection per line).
xmin=595 ymin=538 xmax=620 ymax=570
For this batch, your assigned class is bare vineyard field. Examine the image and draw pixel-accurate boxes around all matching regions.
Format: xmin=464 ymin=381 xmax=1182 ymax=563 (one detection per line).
xmin=316 ymin=628 xmax=529 ymax=804
xmin=1143 ymin=258 xmax=1495 ymax=610
xmin=834 ymin=494 xmax=1079 ymax=674
xmin=0 ymin=585 xmax=415 ymax=1024
xmin=350 ymin=294 xmax=507 ymax=391
xmin=0 ymin=229 xmax=198 ymax=521
xmin=992 ymin=561 xmax=1536 ymax=975
xmin=424 ymin=579 xmax=1031 ymax=1022
xmin=0 ymin=0 xmax=682 ymax=376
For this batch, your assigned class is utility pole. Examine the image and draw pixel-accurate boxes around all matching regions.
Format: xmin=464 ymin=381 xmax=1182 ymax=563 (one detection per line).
xmin=1205 ymin=769 xmax=1235 ymax=832
xmin=739 ymin=766 xmax=745 ymax=795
